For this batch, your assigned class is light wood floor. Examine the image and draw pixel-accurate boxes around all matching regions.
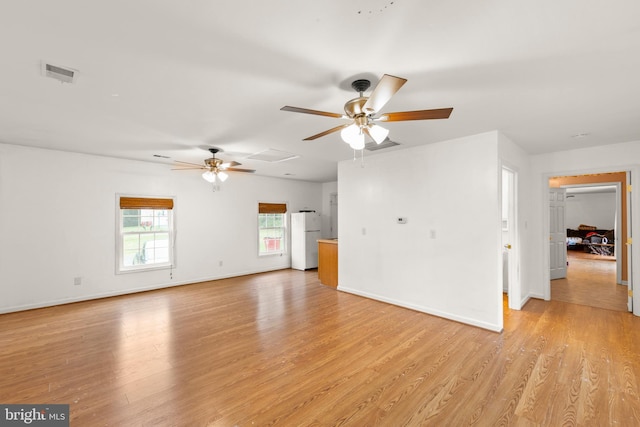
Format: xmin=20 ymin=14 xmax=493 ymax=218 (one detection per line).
xmin=2 ymin=270 xmax=640 ymax=426
xmin=552 ymin=250 xmax=627 ymax=312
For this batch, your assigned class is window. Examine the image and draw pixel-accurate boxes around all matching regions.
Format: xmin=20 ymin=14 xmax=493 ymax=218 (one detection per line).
xmin=117 ymin=196 xmax=175 ymax=272
xmin=258 ymin=202 xmax=287 ymax=255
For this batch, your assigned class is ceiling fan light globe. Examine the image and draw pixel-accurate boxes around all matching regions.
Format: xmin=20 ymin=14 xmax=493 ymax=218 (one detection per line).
xmin=349 ymin=138 xmax=365 ymax=150
xmin=217 ymin=171 xmax=229 ymax=182
xmin=202 ymin=171 xmax=216 ymax=183
xmin=368 ymin=124 xmax=389 ymax=144
xmin=341 ymin=123 xmax=364 ymax=148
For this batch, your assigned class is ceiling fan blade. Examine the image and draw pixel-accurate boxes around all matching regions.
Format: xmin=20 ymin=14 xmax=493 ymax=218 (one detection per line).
xmin=171 ymin=167 xmax=206 ymax=170
xmin=220 ymin=161 xmax=241 ymax=168
xmin=174 ymin=160 xmax=205 ymax=167
xmin=362 ymin=74 xmax=407 ymax=114
xmin=376 ymin=107 xmax=453 ymax=122
xmin=281 ymin=106 xmax=345 ymax=119
xmin=303 ymin=123 xmax=351 ymax=141
xmin=227 ymin=168 xmax=256 ymax=173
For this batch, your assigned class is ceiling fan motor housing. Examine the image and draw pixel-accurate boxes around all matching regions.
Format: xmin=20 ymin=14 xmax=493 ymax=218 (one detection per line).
xmin=344 ymin=97 xmax=369 ymax=118
xmin=205 ymin=157 xmax=223 ymax=168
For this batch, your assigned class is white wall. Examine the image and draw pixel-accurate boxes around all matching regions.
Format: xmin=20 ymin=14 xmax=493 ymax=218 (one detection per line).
xmin=338 ymin=132 xmax=503 ymax=331
xmin=528 ymin=140 xmax=640 ymax=310
xmin=321 ymin=181 xmax=338 ymax=238
xmin=0 ymin=143 xmax=322 ymax=313
xmin=566 ymin=192 xmax=616 ymax=230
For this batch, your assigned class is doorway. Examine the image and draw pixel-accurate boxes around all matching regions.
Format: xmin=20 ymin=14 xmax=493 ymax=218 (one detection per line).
xmin=547 ymin=172 xmax=630 ymax=311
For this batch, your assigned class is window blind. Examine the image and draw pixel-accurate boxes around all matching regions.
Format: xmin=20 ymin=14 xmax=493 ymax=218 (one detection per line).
xmin=258 ymin=202 xmax=287 ymax=214
xmin=120 ymin=197 xmax=174 ymax=210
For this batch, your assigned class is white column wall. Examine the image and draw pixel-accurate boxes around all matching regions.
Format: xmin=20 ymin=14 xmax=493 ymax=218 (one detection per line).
xmin=338 ymin=132 xmax=503 ymax=331
xmin=0 ymin=143 xmax=322 ymax=313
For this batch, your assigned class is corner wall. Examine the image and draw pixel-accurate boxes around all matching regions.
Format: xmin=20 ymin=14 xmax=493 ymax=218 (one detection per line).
xmin=338 ymin=132 xmax=503 ymax=331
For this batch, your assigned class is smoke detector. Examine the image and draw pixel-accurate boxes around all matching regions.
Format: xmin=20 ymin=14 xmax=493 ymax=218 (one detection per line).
xmin=41 ymin=62 xmax=78 ymax=84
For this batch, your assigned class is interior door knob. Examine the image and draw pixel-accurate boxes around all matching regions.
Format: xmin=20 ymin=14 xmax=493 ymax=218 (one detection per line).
xmin=504 ymin=244 xmax=512 ymax=249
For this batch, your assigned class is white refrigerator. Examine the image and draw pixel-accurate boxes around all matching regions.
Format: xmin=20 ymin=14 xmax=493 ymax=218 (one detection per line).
xmin=291 ymin=212 xmax=321 ymax=270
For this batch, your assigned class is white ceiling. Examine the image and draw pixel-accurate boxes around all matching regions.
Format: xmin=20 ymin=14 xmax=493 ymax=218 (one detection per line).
xmin=1 ymin=0 xmax=639 ymax=182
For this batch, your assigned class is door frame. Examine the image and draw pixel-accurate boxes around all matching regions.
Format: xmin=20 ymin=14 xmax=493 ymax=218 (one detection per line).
xmin=541 ymin=167 xmax=638 ymax=315
xmin=501 ymin=162 xmax=521 ymax=310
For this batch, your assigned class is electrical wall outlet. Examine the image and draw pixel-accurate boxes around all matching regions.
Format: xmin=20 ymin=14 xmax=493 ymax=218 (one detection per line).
xmin=73 ymin=277 xmax=82 ymax=286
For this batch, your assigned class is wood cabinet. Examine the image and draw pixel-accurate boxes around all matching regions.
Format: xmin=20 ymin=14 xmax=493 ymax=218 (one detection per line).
xmin=317 ymin=239 xmax=338 ymax=288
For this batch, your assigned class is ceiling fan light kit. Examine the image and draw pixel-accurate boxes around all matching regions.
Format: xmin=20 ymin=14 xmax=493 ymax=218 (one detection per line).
xmin=341 ymin=124 xmax=365 ymax=149
xmin=367 ymin=123 xmax=389 ymax=144
xmin=202 ymin=170 xmax=217 ymax=183
xmin=201 ymin=170 xmax=228 ymax=183
xmin=281 ymin=74 xmax=453 ymax=151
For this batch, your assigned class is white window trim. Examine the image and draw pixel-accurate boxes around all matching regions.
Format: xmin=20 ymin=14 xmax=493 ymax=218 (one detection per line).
xmin=116 ymin=194 xmax=177 ymax=274
xmin=258 ymin=204 xmax=288 ymax=257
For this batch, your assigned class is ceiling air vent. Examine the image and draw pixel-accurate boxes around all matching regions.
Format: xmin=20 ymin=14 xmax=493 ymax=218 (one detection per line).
xmin=42 ymin=62 xmax=78 ymax=84
xmin=365 ymin=138 xmax=400 ymax=151
xmin=247 ymin=149 xmax=299 ymax=162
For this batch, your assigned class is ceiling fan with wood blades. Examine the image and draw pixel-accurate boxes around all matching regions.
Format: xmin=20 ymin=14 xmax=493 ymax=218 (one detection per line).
xmin=281 ymin=74 xmax=453 ymax=150
xmin=172 ymin=148 xmax=255 ymax=183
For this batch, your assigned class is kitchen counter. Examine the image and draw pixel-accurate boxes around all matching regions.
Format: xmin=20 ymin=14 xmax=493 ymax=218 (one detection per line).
xmin=317 ymin=239 xmax=338 ymax=288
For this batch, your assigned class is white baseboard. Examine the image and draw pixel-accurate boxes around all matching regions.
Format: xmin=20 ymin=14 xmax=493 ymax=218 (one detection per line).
xmin=519 ymin=294 xmax=532 ymax=308
xmin=0 ymin=265 xmax=290 ymax=314
xmin=527 ymin=292 xmax=545 ymax=300
xmin=337 ymin=286 xmax=503 ymax=333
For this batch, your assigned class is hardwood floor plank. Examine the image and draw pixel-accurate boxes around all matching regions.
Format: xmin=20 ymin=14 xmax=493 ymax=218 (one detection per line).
xmin=552 ymin=250 xmax=627 ymax=311
xmin=2 ymin=269 xmax=640 ymax=425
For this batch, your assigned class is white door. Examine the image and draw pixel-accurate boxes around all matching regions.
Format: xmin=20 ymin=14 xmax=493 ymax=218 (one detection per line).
xmin=550 ymin=188 xmax=567 ymax=280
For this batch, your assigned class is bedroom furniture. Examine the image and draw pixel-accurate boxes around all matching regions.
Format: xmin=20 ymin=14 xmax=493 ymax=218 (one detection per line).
xmin=586 ymin=243 xmax=615 ymax=256
xmin=566 ymin=228 xmax=615 ymax=255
